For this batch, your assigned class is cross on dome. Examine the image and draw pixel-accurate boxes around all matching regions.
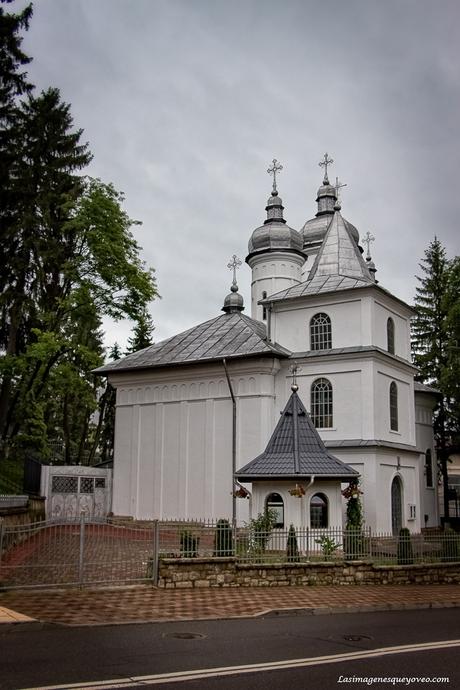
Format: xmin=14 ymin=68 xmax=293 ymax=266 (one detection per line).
xmin=267 ymin=158 xmax=283 ymax=194
xmin=335 ymin=176 xmax=347 ymax=203
xmin=289 ymin=362 xmax=301 ymax=391
xmin=362 ymin=231 xmax=375 ymax=259
xmin=227 ymin=254 xmax=242 ymax=288
xmin=319 ymin=152 xmax=334 ymax=183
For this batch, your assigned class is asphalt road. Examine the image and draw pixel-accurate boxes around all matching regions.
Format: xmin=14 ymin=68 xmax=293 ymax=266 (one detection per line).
xmin=1 ymin=608 xmax=459 ymax=690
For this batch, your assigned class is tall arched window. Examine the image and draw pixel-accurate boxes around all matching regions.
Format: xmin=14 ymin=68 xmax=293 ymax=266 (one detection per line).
xmin=310 ymin=493 xmax=328 ymax=528
xmin=387 ymin=317 xmax=395 ymax=354
xmin=391 ymin=476 xmax=403 ymax=535
xmin=266 ymin=493 xmax=284 ymax=528
xmin=262 ymin=291 xmax=267 ymax=321
xmin=310 ymin=313 xmax=332 ymax=350
xmin=311 ymin=378 xmax=333 ymax=428
xmin=425 ymin=449 xmax=433 ymax=488
xmin=389 ymin=381 xmax=398 ymax=431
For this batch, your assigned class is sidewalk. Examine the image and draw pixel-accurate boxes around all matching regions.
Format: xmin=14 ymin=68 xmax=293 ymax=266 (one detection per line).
xmin=1 ymin=584 xmax=460 ymax=626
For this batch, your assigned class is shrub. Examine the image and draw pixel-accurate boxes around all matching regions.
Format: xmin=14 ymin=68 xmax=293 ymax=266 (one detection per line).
xmin=246 ymin=508 xmax=278 ymax=555
xmin=286 ymin=524 xmax=300 ymax=562
xmin=397 ymin=528 xmax=414 ymax=565
xmin=180 ymin=530 xmax=199 ymax=557
xmin=214 ymin=519 xmax=234 ymax=556
xmin=315 ymin=535 xmax=341 ymax=561
xmin=442 ymin=527 xmax=459 ymax=562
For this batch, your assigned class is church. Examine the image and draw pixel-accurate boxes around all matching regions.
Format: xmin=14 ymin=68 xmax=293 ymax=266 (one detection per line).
xmin=95 ymin=155 xmax=439 ymax=533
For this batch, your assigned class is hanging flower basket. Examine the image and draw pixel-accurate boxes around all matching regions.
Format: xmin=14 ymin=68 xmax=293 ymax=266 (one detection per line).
xmin=288 ymin=484 xmax=305 ymax=498
xmin=233 ymin=486 xmax=250 ymax=499
xmin=342 ymin=482 xmax=363 ymax=500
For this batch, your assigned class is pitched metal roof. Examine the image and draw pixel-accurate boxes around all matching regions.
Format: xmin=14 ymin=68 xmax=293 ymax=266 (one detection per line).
xmin=94 ymin=312 xmax=290 ymax=375
xmin=236 ymin=389 xmax=358 ymax=481
xmin=262 ymin=210 xmax=376 ymax=303
xmin=413 ymin=381 xmax=441 ymax=396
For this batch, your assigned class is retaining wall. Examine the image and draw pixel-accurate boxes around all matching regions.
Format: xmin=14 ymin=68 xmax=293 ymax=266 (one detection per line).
xmin=158 ymin=557 xmax=460 ymax=588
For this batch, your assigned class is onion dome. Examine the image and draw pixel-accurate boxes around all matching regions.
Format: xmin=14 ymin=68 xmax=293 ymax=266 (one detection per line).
xmin=301 ymin=166 xmax=359 ymax=250
xmin=246 ymin=190 xmax=304 ymax=261
xmin=222 ymin=282 xmax=244 ymax=313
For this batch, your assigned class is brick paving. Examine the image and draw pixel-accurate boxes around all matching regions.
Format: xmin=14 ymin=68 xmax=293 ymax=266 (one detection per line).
xmin=1 ymin=584 xmax=460 ymax=626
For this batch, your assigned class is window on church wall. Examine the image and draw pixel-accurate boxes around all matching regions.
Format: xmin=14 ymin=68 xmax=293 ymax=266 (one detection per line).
xmin=310 ymin=313 xmax=332 ymax=350
xmin=266 ymin=493 xmax=284 ymax=528
xmin=390 ymin=381 xmax=398 ymax=431
xmin=262 ymin=291 xmax=267 ymax=321
xmin=425 ymin=449 xmax=433 ymax=488
xmin=387 ymin=317 xmax=395 ymax=354
xmin=311 ymin=378 xmax=333 ymax=428
xmin=310 ymin=493 xmax=328 ymax=528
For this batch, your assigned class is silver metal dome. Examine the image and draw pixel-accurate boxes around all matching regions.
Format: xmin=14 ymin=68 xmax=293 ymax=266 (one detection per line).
xmin=222 ymin=283 xmax=244 ymax=313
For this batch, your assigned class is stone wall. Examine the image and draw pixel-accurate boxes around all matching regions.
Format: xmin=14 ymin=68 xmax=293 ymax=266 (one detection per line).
xmin=0 ymin=497 xmax=45 ymax=528
xmin=158 ymin=557 xmax=460 ymax=588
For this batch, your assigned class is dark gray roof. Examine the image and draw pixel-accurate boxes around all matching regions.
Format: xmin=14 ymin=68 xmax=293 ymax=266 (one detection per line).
xmin=236 ymin=389 xmax=358 ymax=481
xmin=94 ymin=312 xmax=290 ymax=375
xmin=325 ymin=439 xmax=421 ymax=455
xmin=414 ymin=381 xmax=441 ymax=396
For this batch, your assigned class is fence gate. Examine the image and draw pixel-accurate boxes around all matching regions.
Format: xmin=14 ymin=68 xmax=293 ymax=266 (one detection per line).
xmin=41 ymin=465 xmax=112 ymax=519
xmin=0 ymin=517 xmax=157 ymax=589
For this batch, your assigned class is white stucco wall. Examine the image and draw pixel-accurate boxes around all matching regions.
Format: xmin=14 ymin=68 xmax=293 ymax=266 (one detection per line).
xmin=110 ymin=359 xmax=279 ymax=522
xmin=248 ymin=251 xmax=304 ymax=321
xmin=415 ymin=392 xmax=439 ymax=527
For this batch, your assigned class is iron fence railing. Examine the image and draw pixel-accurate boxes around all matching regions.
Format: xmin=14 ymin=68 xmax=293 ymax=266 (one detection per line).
xmin=0 ymin=517 xmax=459 ymax=590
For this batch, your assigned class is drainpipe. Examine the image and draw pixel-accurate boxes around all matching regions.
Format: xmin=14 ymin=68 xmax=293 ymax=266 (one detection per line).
xmin=302 ymin=475 xmax=315 ymax=526
xmin=266 ymin=303 xmax=273 ymax=343
xmin=223 ymin=359 xmax=236 ymax=528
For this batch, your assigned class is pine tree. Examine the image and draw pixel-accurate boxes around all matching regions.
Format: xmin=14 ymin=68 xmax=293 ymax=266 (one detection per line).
xmin=126 ymin=310 xmax=155 ymax=353
xmin=412 ymin=238 xmax=460 ymax=522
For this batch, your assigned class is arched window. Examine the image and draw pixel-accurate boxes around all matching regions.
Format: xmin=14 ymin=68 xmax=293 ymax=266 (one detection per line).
xmin=391 ymin=476 xmax=403 ymax=535
xmin=425 ymin=449 xmax=433 ymax=488
xmin=310 ymin=493 xmax=328 ymax=528
xmin=310 ymin=313 xmax=332 ymax=350
xmin=387 ymin=317 xmax=395 ymax=354
xmin=262 ymin=291 xmax=267 ymax=321
xmin=266 ymin=493 xmax=284 ymax=528
xmin=311 ymin=378 xmax=333 ymax=428
xmin=389 ymin=381 xmax=398 ymax=431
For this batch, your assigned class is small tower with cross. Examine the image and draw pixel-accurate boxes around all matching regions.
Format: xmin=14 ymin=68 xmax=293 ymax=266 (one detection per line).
xmin=245 ymin=158 xmax=306 ymax=322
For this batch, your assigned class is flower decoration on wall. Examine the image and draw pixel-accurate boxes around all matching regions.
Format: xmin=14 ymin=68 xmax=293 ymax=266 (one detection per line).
xmin=288 ymin=484 xmax=305 ymax=498
xmin=233 ymin=486 xmax=250 ymax=499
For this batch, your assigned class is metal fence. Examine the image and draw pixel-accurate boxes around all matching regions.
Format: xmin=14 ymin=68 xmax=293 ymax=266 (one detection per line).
xmin=156 ymin=522 xmax=460 ymax=565
xmin=1 ymin=518 xmax=459 ymax=590
xmin=0 ymin=517 xmax=156 ymax=589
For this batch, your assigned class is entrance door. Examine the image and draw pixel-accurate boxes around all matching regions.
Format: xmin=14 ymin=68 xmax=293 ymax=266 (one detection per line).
xmin=391 ymin=476 xmax=403 ymax=535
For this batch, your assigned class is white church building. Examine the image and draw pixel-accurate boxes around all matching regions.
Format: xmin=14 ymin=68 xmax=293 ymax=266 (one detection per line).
xmin=96 ymin=156 xmax=439 ymax=533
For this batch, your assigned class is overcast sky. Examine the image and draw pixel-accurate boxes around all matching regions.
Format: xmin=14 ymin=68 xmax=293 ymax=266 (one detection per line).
xmin=21 ymin=0 xmax=460 ymax=351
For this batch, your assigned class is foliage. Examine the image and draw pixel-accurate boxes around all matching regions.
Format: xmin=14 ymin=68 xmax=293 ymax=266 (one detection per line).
xmin=213 ymin=518 xmax=234 ymax=557
xmin=246 ymin=508 xmax=278 ymax=554
xmin=397 ymin=528 xmax=414 ymax=565
xmin=0 ymin=18 xmax=158 ymax=466
xmin=411 ymin=238 xmax=460 ymax=518
xmin=180 ymin=530 xmax=199 ymax=558
xmin=126 ymin=309 xmax=155 ymax=354
xmin=315 ymin=535 xmax=341 ymax=561
xmin=342 ymin=480 xmax=365 ymax=558
xmin=441 ymin=527 xmax=460 ymax=563
xmin=286 ymin=524 xmax=300 ymax=562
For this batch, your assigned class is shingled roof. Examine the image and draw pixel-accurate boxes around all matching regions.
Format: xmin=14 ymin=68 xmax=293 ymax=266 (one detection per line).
xmin=94 ymin=311 xmax=290 ymax=375
xmin=236 ymin=388 xmax=358 ymax=481
xmin=261 ymin=210 xmax=374 ymax=303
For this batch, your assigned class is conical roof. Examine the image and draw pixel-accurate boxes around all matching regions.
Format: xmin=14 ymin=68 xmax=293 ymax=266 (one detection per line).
xmin=236 ymin=389 xmax=358 ymax=480
xmin=262 ymin=210 xmax=374 ymax=303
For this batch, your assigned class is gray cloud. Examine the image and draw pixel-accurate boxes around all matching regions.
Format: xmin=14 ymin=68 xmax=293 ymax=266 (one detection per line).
xmin=21 ymin=0 xmax=460 ymax=348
